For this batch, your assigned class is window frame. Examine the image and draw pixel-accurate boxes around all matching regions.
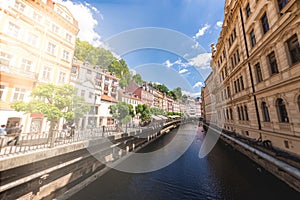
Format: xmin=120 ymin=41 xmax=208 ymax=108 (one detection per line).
xmin=267 ymin=51 xmax=279 ymax=75
xmin=261 ymin=12 xmax=270 ymax=34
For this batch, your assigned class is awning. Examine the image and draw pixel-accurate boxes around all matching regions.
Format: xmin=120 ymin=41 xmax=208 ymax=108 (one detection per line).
xmin=157 ymin=115 xmax=168 ymax=120
xmin=151 ymin=115 xmax=162 ymax=120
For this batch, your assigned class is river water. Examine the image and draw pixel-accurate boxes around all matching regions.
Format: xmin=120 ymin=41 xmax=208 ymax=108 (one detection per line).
xmin=70 ymin=123 xmax=299 ymax=200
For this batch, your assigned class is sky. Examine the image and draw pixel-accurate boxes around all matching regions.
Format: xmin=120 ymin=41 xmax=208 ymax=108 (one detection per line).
xmin=55 ymin=0 xmax=226 ymax=96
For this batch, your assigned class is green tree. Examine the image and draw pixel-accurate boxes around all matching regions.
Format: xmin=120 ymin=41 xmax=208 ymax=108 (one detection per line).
xmin=109 ymin=102 xmax=133 ymax=132
xmin=135 ymin=104 xmax=151 ymax=123
xmin=150 ymin=107 xmax=166 ymax=116
xmin=132 ymin=74 xmax=143 ymax=85
xmin=11 ymin=84 xmax=90 ymax=146
xmin=173 ymin=87 xmax=183 ymax=100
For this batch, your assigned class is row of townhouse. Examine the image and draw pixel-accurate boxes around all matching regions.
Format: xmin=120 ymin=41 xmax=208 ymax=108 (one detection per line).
xmin=202 ymin=0 xmax=300 ymax=156
xmin=125 ymin=80 xmax=201 ymax=117
xmin=0 ymin=0 xmax=79 ymax=133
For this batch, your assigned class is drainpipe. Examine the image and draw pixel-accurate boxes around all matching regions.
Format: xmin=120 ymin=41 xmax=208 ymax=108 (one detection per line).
xmin=239 ymin=7 xmax=261 ymax=130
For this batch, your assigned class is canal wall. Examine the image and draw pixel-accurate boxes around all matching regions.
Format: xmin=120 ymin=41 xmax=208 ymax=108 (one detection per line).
xmin=205 ymin=125 xmax=300 ymax=192
xmin=0 ymin=121 xmax=181 ymax=200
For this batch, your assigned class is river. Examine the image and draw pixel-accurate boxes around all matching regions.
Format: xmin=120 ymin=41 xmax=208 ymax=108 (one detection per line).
xmin=69 ymin=123 xmax=299 ymax=200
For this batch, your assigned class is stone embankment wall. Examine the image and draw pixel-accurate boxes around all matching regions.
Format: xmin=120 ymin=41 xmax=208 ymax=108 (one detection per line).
xmin=0 ymin=121 xmax=182 ymax=200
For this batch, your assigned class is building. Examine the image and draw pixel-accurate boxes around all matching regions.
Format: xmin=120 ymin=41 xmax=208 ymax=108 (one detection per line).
xmin=71 ymin=59 xmax=119 ymax=127
xmin=0 ymin=0 xmax=78 ymax=133
xmin=126 ymin=81 xmax=154 ymax=108
xmin=204 ymin=0 xmax=300 ymax=155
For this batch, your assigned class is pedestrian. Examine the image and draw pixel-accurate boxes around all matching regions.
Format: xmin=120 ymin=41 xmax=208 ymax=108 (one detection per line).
xmin=0 ymin=125 xmax=7 ymax=136
xmin=7 ymin=124 xmax=22 ymax=146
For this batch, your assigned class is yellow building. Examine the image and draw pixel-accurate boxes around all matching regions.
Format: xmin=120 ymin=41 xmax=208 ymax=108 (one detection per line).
xmin=204 ymin=0 xmax=300 ymax=155
xmin=0 ymin=0 xmax=78 ymax=133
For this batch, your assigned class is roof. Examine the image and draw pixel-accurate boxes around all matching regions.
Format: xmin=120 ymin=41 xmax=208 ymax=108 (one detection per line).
xmin=101 ymin=94 xmax=118 ymax=103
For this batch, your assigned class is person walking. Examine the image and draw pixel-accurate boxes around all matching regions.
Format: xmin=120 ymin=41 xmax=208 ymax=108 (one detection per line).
xmin=7 ymin=124 xmax=22 ymax=146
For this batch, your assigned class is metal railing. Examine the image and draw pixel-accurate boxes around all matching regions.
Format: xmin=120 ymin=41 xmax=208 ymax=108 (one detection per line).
xmin=0 ymin=125 xmax=120 ymax=157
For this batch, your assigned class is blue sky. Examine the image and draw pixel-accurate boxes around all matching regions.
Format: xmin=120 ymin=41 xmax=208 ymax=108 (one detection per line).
xmin=57 ymin=0 xmax=225 ymax=96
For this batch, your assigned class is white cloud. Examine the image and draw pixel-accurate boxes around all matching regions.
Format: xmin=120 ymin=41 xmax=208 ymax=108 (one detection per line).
xmin=216 ymin=21 xmax=223 ymax=28
xmin=54 ymin=0 xmax=102 ymax=47
xmin=193 ymin=81 xmax=204 ymax=88
xmin=188 ymin=52 xmax=211 ymax=70
xmin=193 ymin=24 xmax=210 ymax=39
xmin=164 ymin=60 xmax=173 ymax=68
xmin=179 ymin=69 xmax=189 ymax=74
xmin=182 ymin=90 xmax=201 ymax=97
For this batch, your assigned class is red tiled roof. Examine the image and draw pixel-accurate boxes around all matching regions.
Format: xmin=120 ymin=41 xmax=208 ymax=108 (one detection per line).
xmin=101 ymin=94 xmax=118 ymax=103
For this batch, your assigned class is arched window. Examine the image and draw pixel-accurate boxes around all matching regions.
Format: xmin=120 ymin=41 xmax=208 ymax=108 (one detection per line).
xmin=298 ymin=95 xmax=300 ymax=111
xmin=261 ymin=102 xmax=270 ymax=122
xmin=276 ymin=98 xmax=289 ymax=123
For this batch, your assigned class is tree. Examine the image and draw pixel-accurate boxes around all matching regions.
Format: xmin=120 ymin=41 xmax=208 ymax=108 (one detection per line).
xmin=132 ymin=74 xmax=143 ymax=85
xmin=173 ymin=87 xmax=182 ymax=100
xmin=150 ymin=107 xmax=166 ymax=116
xmin=135 ymin=104 xmax=151 ymax=123
xmin=109 ymin=102 xmax=133 ymax=132
xmin=11 ymin=84 xmax=90 ymax=146
xmin=167 ymin=90 xmax=176 ymax=100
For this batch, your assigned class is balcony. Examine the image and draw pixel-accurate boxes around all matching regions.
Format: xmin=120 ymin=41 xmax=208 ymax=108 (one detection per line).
xmin=0 ymin=65 xmax=36 ymax=79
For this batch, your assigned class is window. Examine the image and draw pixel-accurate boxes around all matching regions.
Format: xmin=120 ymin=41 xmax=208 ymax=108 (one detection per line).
xmin=277 ymin=0 xmax=290 ymax=11
xmin=51 ymin=24 xmax=60 ymax=34
xmin=21 ymin=59 xmax=33 ymax=72
xmin=81 ymin=90 xmax=85 ymax=97
xmin=276 ymin=98 xmax=289 ymax=123
xmin=62 ymin=50 xmax=70 ymax=61
xmin=46 ymin=42 xmax=56 ymax=55
xmin=58 ymin=71 xmax=66 ymax=83
xmin=227 ymin=86 xmax=231 ymax=98
xmin=0 ymin=85 xmax=5 ymax=100
xmin=244 ymin=105 xmax=249 ymax=121
xmin=241 ymin=106 xmax=245 ymax=120
xmin=27 ymin=33 xmax=39 ymax=47
xmin=12 ymin=88 xmax=26 ymax=101
xmin=237 ymin=78 xmax=241 ymax=92
xmin=237 ymin=49 xmax=240 ymax=62
xmin=240 ymin=76 xmax=244 ymax=90
xmin=298 ymin=95 xmax=300 ymax=111
xmin=255 ymin=63 xmax=263 ymax=83
xmin=261 ymin=102 xmax=270 ymax=122
xmin=14 ymin=1 xmax=26 ymax=12
xmin=261 ymin=13 xmax=270 ymax=34
xmin=268 ymin=51 xmax=279 ymax=74
xmin=286 ymin=34 xmax=300 ymax=65
xmin=7 ymin=22 xmax=20 ymax=38
xmin=246 ymin=3 xmax=251 ymax=18
xmin=237 ymin=107 xmax=241 ymax=120
xmin=234 ymin=81 xmax=238 ymax=93
xmin=284 ymin=140 xmax=289 ymax=149
xmin=33 ymin=12 xmax=42 ymax=22
xmin=65 ymin=33 xmax=72 ymax=43
xmin=89 ymin=92 xmax=93 ymax=99
xmin=42 ymin=66 xmax=52 ymax=81
xmin=87 ymin=69 xmax=92 ymax=74
xmin=0 ymin=51 xmax=12 ymax=67
xmin=71 ymin=66 xmax=77 ymax=74
xmin=250 ymin=29 xmax=256 ymax=47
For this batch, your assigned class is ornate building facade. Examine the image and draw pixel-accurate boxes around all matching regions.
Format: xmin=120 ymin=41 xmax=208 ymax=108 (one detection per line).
xmin=203 ymin=0 xmax=300 ymax=155
xmin=0 ymin=0 xmax=78 ymax=133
